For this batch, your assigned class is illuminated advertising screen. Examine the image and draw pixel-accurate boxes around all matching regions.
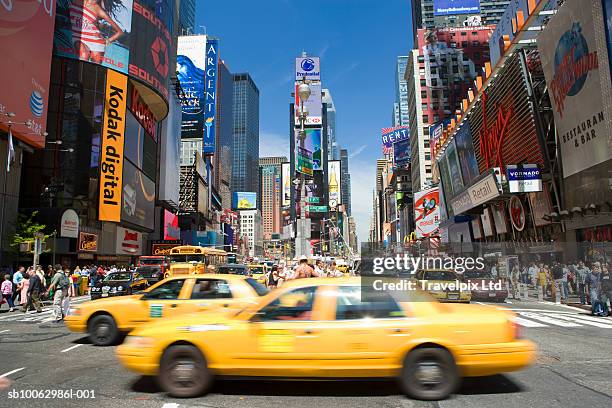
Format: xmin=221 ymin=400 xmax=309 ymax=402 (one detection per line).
xmin=163 ymin=210 xmax=180 ymax=240
xmin=177 ymin=35 xmax=207 ymax=140
xmin=393 ymin=138 xmax=410 ymax=168
xmin=414 ymin=187 xmax=440 ymax=239
xmin=1 ymin=0 xmax=55 ymax=148
xmin=281 ymin=162 xmax=291 ymax=207
xmin=122 ymin=159 xmax=155 ymax=230
xmin=53 ymin=0 xmax=133 ymax=74
xmin=454 ymin=121 xmax=479 ymax=186
xmin=381 ymin=126 xmax=409 ymax=154
xmin=202 ymin=38 xmax=219 ymax=155
xmin=232 ymin=192 xmax=257 ymax=210
xmin=295 ymin=128 xmax=323 ymax=171
xmin=446 ymin=140 xmax=464 ymax=192
xmin=129 ymin=0 xmax=174 ymax=102
xmin=294 ymin=83 xmax=322 ymax=126
xmin=433 ymin=0 xmax=480 ymax=16
xmin=327 ymin=160 xmax=341 ymax=208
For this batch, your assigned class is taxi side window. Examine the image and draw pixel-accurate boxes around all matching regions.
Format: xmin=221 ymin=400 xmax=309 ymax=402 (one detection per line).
xmin=191 ymin=279 xmax=232 ymax=299
xmin=334 ymin=286 xmax=404 ymax=320
xmin=142 ymin=279 xmax=185 ymax=300
xmin=257 ymin=286 xmax=316 ymax=321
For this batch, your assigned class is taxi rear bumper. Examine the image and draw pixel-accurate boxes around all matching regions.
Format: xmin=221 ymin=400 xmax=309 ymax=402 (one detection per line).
xmin=455 ymin=339 xmax=536 ymax=377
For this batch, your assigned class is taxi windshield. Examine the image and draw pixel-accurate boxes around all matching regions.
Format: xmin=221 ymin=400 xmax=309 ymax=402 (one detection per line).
xmin=170 ymin=255 xmax=205 ymax=263
xmin=425 ymin=270 xmax=457 ymax=281
xmin=104 ymin=272 xmax=131 ymax=282
xmin=249 ymin=266 xmax=265 ymax=273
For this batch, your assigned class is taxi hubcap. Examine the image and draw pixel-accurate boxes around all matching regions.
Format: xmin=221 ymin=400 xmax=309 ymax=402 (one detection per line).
xmin=96 ymin=323 xmax=110 ymax=339
xmin=415 ymin=361 xmax=443 ymax=386
xmin=170 ymin=360 xmax=197 ymax=385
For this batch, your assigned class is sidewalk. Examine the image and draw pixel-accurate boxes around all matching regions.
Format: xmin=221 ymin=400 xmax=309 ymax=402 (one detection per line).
xmin=514 ymin=286 xmax=594 ymax=312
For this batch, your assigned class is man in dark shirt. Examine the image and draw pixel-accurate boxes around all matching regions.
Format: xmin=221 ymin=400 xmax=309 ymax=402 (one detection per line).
xmin=22 ymin=269 xmax=43 ymax=313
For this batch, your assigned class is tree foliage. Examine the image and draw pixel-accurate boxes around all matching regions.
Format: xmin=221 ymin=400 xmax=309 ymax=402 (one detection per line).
xmin=10 ymin=211 xmax=50 ymax=251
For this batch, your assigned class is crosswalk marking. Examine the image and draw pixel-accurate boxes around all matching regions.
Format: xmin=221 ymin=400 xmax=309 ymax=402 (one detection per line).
xmin=517 ymin=312 xmax=582 ymax=327
xmin=543 ymin=313 xmax=612 ymax=328
xmin=0 ymin=296 xmax=90 ymax=323
xmin=511 ymin=316 xmax=547 ymax=327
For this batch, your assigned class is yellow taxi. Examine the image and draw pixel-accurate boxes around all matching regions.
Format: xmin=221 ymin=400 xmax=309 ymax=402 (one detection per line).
xmin=335 ymin=259 xmax=350 ymax=275
xmin=116 ymin=277 xmax=535 ymax=400
xmin=247 ymin=264 xmax=268 ymax=284
xmin=65 ymin=274 xmax=268 ymax=346
xmin=414 ymin=269 xmax=472 ymax=303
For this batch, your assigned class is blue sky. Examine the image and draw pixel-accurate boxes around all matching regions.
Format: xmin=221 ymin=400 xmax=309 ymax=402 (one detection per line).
xmin=196 ymin=0 xmax=413 ymax=243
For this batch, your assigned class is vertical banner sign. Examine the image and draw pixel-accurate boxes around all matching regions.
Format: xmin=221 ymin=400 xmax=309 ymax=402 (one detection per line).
xmin=537 ymin=1 xmax=610 ymax=177
xmin=203 ymin=38 xmax=219 ymax=155
xmin=177 ymin=35 xmax=207 ymax=139
xmin=414 ymin=187 xmax=440 ymax=239
xmin=281 ymin=162 xmax=291 ymax=207
xmin=99 ymin=70 xmax=128 ymax=222
xmin=328 ymin=160 xmax=341 ymax=208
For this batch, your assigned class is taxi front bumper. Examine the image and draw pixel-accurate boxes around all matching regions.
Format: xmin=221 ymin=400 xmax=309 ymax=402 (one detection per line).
xmin=116 ymin=344 xmax=161 ymax=376
xmin=455 ymin=339 xmax=536 ymax=377
xmin=64 ymin=315 xmax=87 ymax=333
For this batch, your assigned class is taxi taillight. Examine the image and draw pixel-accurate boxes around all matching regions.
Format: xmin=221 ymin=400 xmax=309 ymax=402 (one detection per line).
xmin=510 ymin=319 xmax=522 ymax=339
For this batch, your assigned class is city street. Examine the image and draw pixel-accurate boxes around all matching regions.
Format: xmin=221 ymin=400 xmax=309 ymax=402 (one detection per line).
xmin=1 ymin=298 xmax=611 ymax=408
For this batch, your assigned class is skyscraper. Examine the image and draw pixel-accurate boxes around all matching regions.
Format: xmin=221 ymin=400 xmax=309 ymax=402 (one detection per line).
xmin=322 ymin=88 xmax=339 ymax=160
xmin=259 ymin=156 xmax=287 ymax=239
xmin=231 ymin=73 xmax=260 ymax=194
xmin=179 ymin=0 xmax=196 ymax=35
xmin=340 ymin=149 xmax=352 ymax=216
xmin=395 ymin=56 xmax=409 ymax=126
xmin=216 ymin=59 xmax=234 ymax=209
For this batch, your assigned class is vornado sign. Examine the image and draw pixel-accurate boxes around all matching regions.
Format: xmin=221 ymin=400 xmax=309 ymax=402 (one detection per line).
xmin=98 ymin=70 xmax=128 ymax=222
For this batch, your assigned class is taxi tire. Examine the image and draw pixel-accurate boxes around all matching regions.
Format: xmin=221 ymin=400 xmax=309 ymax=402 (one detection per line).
xmin=158 ymin=345 xmax=212 ymax=398
xmin=88 ymin=315 xmax=120 ymax=346
xmin=399 ymin=347 xmax=459 ymax=400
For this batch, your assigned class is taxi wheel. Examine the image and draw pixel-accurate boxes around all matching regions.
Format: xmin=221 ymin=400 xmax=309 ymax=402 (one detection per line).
xmin=88 ymin=315 xmax=119 ymax=346
xmin=400 ymin=347 xmax=459 ymax=400
xmin=158 ymin=345 xmax=212 ymax=398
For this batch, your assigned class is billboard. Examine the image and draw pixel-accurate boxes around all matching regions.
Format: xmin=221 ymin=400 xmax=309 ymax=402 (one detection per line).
xmin=393 ymin=138 xmax=411 ymax=168
xmin=158 ymin=89 xmax=181 ymax=204
xmin=98 ymin=70 xmax=128 ymax=222
xmin=116 ymin=226 xmax=142 ymax=255
xmin=129 ymin=0 xmax=174 ymax=102
xmin=53 ymin=0 xmax=133 ymax=74
xmin=414 ymin=187 xmax=440 ymax=239
xmin=454 ymin=121 xmax=479 ymax=186
xmin=232 ymin=192 xmax=257 ymax=210
xmin=294 ymin=83 xmax=322 ymax=126
xmin=281 ymin=162 xmax=291 ymax=206
xmin=177 ymin=35 xmax=207 ymax=140
xmin=203 ymin=38 xmax=219 ymax=155
xmin=446 ymin=140 xmax=464 ymax=192
xmin=295 ymin=56 xmax=320 ymax=80
xmin=0 ymin=0 xmax=55 ymax=148
xmin=433 ymin=0 xmax=480 ymax=16
xmin=78 ymin=232 xmax=98 ymax=252
xmin=328 ymin=160 xmax=341 ymax=208
xmin=538 ymin=0 xmax=612 ymax=178
xmin=60 ymin=209 xmax=79 ymax=238
xmin=122 ymin=159 xmax=156 ymax=230
xmin=163 ymin=210 xmax=180 ymax=240
xmin=295 ymin=128 xmax=323 ymax=170
xmin=381 ymin=126 xmax=409 ymax=154
xmin=604 ymin=0 xmax=612 ymax=73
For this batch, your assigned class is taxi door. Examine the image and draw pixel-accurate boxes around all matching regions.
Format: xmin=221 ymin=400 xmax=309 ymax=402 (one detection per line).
xmin=128 ymin=278 xmax=193 ymax=325
xmin=231 ymin=285 xmax=327 ymax=376
xmin=176 ymin=277 xmax=239 ymax=315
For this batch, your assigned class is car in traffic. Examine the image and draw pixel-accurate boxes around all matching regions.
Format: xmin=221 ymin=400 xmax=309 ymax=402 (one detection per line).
xmin=116 ymin=277 xmax=535 ymax=400
xmin=463 ymin=269 xmax=508 ymax=302
xmin=217 ymin=264 xmax=249 ymax=275
xmin=66 ymin=274 xmax=268 ymax=346
xmin=90 ymin=271 xmax=149 ymax=300
xmin=414 ymin=269 xmax=471 ymax=303
xmin=135 ymin=266 xmax=165 ymax=285
xmin=247 ymin=263 xmax=268 ymax=284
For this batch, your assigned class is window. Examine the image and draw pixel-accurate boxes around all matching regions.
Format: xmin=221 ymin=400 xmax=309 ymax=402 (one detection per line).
xmin=191 ymin=279 xmax=232 ymax=299
xmin=334 ymin=286 xmax=404 ymax=320
xmin=422 ymin=115 xmax=429 ymax=124
xmin=245 ymin=278 xmax=270 ymax=296
xmin=143 ymin=279 xmax=185 ymax=300
xmin=256 ymin=286 xmax=316 ymax=321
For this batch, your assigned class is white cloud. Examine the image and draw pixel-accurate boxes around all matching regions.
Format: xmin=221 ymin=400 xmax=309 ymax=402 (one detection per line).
xmin=259 ymin=130 xmax=290 ymax=158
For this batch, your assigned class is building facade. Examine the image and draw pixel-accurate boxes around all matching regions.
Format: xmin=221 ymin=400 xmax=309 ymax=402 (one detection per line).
xmin=216 ymin=60 xmax=234 ymax=209
xmin=259 ymin=156 xmax=287 ymax=240
xmin=231 ymin=73 xmax=260 ymax=194
xmin=396 ymin=56 xmax=410 ymax=126
xmin=239 ymin=209 xmax=263 ymax=257
xmin=340 ymin=149 xmax=352 ymax=216
xmin=322 ymin=89 xmax=339 ymax=160
xmin=179 ymin=0 xmax=196 ymax=34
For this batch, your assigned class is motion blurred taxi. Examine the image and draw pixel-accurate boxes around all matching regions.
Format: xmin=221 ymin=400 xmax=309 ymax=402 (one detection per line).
xmin=415 ymin=269 xmax=471 ymax=303
xmin=116 ymin=277 xmax=535 ymax=400
xmin=335 ymin=259 xmax=350 ymax=275
xmin=247 ymin=264 xmax=268 ymax=284
xmin=65 ymin=274 xmax=268 ymax=346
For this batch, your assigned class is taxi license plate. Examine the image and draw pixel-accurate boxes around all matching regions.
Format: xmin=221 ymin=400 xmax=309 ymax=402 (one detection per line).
xmin=259 ymin=329 xmax=294 ymax=353
xmin=101 ymin=293 xmax=108 ymax=297
xmin=448 ymin=293 xmax=459 ymax=300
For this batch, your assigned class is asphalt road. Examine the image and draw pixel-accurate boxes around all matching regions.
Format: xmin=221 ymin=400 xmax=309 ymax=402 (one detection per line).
xmin=1 ymin=297 xmax=611 ymax=408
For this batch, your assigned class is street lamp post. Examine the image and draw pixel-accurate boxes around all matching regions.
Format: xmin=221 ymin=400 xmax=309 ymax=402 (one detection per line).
xmin=296 ymin=76 xmax=311 ymax=258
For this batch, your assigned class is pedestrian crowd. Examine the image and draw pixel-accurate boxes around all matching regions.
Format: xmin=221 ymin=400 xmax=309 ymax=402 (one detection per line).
xmin=264 ymin=256 xmax=348 ymax=288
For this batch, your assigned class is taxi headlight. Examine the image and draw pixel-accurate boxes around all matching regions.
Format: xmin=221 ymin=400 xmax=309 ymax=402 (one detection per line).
xmin=124 ymin=336 xmax=155 ymax=348
xmin=68 ymin=307 xmax=81 ymax=316
xmin=117 ymin=286 xmax=124 ymax=291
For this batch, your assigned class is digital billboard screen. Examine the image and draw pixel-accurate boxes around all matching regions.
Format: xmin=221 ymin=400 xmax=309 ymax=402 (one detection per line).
xmin=163 ymin=210 xmax=180 ymax=240
xmin=281 ymin=162 xmax=291 ymax=207
xmin=122 ymin=159 xmax=156 ymax=230
xmin=295 ymin=128 xmax=323 ymax=171
xmin=177 ymin=35 xmax=207 ymax=140
xmin=232 ymin=192 xmax=257 ymax=210
xmin=454 ymin=121 xmax=479 ymax=186
xmin=433 ymin=0 xmax=480 ymax=17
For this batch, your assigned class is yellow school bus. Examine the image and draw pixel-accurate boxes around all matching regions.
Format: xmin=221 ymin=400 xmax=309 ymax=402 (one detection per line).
xmin=166 ymin=246 xmax=228 ymax=277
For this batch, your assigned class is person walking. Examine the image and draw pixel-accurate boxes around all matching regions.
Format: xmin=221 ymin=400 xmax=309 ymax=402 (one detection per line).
xmin=599 ymin=265 xmax=611 ymax=316
xmin=17 ymin=272 xmax=30 ymax=309
xmin=575 ymin=261 xmax=589 ymax=305
xmin=585 ymin=263 xmax=603 ymax=314
xmin=537 ymin=263 xmax=547 ymax=299
xmin=1 ymin=274 xmax=15 ymax=312
xmin=292 ymin=256 xmax=315 ymax=279
xmin=551 ymin=262 xmax=564 ymax=302
xmin=44 ymin=265 xmax=70 ymax=322
xmin=11 ymin=266 xmax=24 ymax=304
xmin=23 ymin=269 xmax=43 ymax=313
